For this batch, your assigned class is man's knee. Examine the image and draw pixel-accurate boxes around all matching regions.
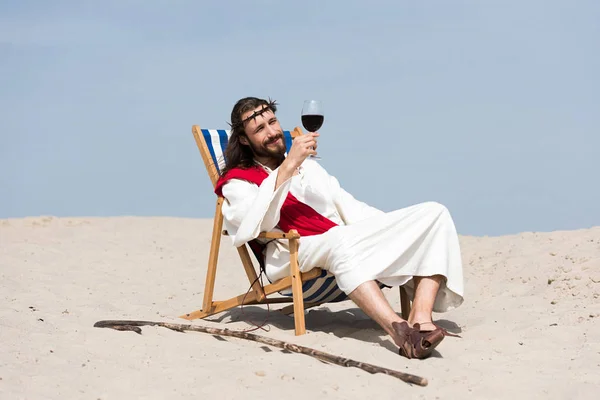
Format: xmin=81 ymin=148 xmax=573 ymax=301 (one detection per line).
xmin=423 ymin=201 xmax=450 ymax=217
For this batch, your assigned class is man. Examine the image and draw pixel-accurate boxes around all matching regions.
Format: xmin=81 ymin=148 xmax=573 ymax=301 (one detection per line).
xmin=215 ymin=97 xmax=464 ymax=359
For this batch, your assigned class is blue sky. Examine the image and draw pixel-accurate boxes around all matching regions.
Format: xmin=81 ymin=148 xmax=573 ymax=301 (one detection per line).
xmin=1 ymin=0 xmax=598 ymax=236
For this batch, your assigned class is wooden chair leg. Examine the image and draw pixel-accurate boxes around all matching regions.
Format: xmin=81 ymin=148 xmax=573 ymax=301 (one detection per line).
xmin=237 ymin=245 xmax=266 ymax=302
xmin=180 ymin=269 xmax=323 ymax=321
xmin=288 ymin=235 xmax=306 ymax=335
xmin=400 ymin=286 xmax=411 ymax=320
xmin=201 ymin=198 xmax=224 ymax=315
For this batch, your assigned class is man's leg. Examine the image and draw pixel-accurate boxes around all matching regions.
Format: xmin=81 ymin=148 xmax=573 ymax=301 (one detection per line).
xmin=348 ymin=280 xmax=407 ymax=346
xmin=408 ymin=275 xmax=443 ymax=330
xmin=348 ymin=278 xmax=447 ymax=359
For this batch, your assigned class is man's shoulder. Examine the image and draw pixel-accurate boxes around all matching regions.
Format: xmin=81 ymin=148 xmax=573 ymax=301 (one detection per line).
xmin=215 ymin=166 xmax=265 ymax=195
xmin=220 ymin=165 xmax=265 ymax=180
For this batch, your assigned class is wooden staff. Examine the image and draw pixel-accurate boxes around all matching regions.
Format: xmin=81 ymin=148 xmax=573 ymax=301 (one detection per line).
xmin=94 ymin=319 xmax=428 ymax=386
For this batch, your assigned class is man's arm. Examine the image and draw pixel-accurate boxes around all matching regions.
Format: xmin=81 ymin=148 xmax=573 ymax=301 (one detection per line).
xmin=274 ymin=132 xmax=318 ymax=189
xmin=221 ymin=167 xmax=293 ymax=247
xmin=275 ymin=162 xmax=297 ymax=190
xmin=221 ymin=132 xmax=320 ymax=247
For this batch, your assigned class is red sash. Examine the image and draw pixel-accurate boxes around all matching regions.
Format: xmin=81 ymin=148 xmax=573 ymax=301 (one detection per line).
xmin=214 ymin=166 xmax=338 ymax=237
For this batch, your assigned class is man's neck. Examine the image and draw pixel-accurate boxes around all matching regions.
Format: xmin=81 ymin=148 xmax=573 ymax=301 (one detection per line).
xmin=254 ymin=156 xmax=283 ymax=171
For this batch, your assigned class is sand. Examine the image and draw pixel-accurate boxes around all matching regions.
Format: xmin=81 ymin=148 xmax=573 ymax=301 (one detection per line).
xmin=1 ymin=216 xmax=598 ymax=399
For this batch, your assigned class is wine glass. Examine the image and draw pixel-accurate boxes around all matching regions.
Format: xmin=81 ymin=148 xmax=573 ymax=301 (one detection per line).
xmin=301 ymin=100 xmax=324 ymax=160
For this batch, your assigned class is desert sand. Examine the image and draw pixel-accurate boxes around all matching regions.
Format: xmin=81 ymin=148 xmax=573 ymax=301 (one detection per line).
xmin=1 ymin=216 xmax=598 ymax=399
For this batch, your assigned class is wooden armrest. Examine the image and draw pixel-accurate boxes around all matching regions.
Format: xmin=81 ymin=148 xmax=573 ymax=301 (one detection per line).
xmin=257 ymin=231 xmax=301 ymax=240
xmin=222 ymin=230 xmax=301 ymax=240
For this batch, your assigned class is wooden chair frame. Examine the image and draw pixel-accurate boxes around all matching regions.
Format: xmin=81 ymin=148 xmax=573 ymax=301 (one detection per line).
xmin=180 ymin=125 xmax=411 ymax=335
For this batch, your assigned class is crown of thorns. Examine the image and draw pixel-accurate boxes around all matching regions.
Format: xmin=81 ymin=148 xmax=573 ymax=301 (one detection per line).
xmin=228 ymin=99 xmax=278 ymax=130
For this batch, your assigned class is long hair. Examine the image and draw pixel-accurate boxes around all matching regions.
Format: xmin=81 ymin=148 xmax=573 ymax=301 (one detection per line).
xmin=221 ymin=97 xmax=278 ymax=175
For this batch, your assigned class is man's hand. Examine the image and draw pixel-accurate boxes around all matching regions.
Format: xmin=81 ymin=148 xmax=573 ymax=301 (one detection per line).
xmin=285 ymin=132 xmax=319 ymax=169
xmin=275 ymin=132 xmax=319 ymax=189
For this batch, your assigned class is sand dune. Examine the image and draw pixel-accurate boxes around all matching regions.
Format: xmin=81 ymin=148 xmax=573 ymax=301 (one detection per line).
xmin=1 ymin=216 xmax=598 ymax=399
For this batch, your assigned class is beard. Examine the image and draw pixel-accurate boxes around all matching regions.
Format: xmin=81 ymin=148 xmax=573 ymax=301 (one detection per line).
xmin=249 ymin=133 xmax=286 ymax=160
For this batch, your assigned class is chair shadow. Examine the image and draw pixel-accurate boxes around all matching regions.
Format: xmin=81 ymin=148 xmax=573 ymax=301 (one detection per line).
xmin=204 ymin=303 xmax=462 ymax=356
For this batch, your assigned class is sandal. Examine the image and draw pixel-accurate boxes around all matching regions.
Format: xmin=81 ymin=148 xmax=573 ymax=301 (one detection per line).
xmin=413 ymin=321 xmax=462 ymax=338
xmin=392 ymin=321 xmax=445 ymax=359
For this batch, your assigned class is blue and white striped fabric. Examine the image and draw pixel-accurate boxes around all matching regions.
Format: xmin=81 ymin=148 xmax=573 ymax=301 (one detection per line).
xmin=202 ymin=128 xmax=348 ymax=303
xmin=277 ymin=269 xmax=349 ymax=303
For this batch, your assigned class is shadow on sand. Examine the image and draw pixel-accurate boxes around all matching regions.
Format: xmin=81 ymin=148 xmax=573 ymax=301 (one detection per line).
xmin=204 ymin=303 xmax=462 ymax=356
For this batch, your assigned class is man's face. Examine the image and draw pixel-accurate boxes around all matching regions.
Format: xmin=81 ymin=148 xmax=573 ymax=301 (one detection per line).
xmin=240 ymin=106 xmax=286 ymax=159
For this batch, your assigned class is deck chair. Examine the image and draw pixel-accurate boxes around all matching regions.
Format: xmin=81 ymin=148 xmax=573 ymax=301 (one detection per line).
xmin=180 ymin=125 xmax=412 ymax=335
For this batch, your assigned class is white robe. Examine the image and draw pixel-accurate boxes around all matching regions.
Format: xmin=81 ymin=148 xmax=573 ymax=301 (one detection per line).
xmin=220 ymin=159 xmax=464 ymax=312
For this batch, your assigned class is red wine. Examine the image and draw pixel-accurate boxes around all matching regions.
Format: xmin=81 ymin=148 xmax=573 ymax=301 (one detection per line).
xmin=301 ymin=114 xmax=324 ymax=132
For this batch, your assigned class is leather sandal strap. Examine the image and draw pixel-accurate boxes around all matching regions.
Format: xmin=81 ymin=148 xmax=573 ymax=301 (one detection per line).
xmin=413 ymin=322 xmax=462 ymax=338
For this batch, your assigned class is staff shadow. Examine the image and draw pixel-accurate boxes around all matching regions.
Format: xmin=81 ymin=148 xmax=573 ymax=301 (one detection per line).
xmin=204 ymin=303 xmax=462 ymax=356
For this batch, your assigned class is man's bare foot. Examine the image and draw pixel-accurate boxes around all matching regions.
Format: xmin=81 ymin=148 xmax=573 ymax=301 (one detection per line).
xmin=410 ymin=321 xmax=437 ymax=332
xmin=407 ymin=314 xmax=435 ymax=331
